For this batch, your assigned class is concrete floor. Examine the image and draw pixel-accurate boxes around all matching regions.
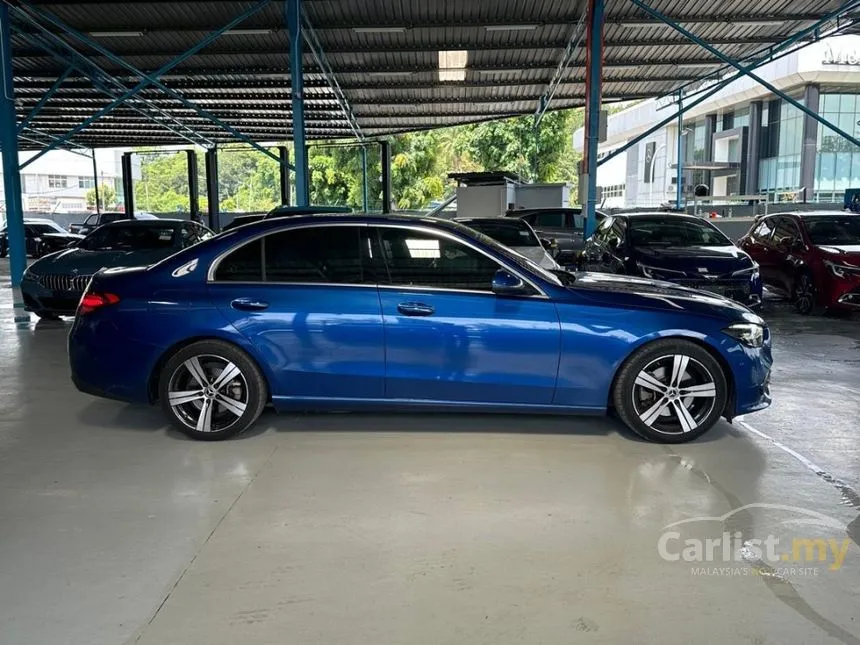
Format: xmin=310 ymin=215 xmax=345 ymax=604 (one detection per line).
xmin=1 ymin=261 xmax=858 ymax=645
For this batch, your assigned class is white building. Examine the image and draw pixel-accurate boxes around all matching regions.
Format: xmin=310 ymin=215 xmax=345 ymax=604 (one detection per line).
xmin=0 ymin=148 xmax=126 ymax=215
xmin=574 ymin=34 xmax=860 ymax=209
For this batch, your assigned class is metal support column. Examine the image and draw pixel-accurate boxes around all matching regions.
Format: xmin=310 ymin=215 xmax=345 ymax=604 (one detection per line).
xmin=205 ymin=148 xmax=220 ymax=232
xmin=361 ymin=146 xmax=369 ymax=212
xmin=286 ymin=0 xmax=309 ymax=206
xmin=380 ymin=140 xmax=392 ymax=214
xmin=121 ymin=152 xmax=134 ymax=218
xmin=92 ymin=150 xmax=101 ymax=215
xmin=676 ymin=92 xmax=684 ymax=208
xmin=278 ymin=146 xmax=291 ymax=206
xmin=187 ymin=150 xmax=200 ymax=222
xmin=0 ymin=2 xmax=27 ymax=299
xmin=800 ymin=84 xmax=820 ymax=203
xmin=746 ymin=101 xmax=762 ymax=195
xmin=582 ymin=0 xmax=605 ymax=237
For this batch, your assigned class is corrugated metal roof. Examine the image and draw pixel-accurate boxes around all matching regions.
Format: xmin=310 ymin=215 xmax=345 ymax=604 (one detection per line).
xmin=8 ymin=0 xmax=856 ymax=148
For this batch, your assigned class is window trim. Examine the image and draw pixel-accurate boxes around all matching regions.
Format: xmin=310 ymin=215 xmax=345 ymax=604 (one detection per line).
xmin=207 ymin=221 xmax=549 ymax=298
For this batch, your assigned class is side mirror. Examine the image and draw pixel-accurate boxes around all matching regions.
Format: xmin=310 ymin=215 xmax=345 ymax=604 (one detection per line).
xmin=492 ymin=269 xmax=527 ymax=296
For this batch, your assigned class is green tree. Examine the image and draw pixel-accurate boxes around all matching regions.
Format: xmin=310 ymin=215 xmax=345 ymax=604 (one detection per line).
xmin=86 ymin=183 xmax=116 ymax=210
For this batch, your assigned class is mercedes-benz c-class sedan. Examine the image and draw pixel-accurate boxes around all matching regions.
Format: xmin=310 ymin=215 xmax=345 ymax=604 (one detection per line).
xmin=69 ymin=215 xmax=772 ymax=443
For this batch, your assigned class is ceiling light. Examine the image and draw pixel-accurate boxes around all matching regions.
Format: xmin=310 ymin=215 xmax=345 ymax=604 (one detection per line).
xmin=224 ymin=29 xmax=273 ymax=36
xmin=676 ymin=62 xmax=721 ymax=68
xmin=484 ymin=24 xmax=539 ymax=31
xmin=368 ymin=71 xmax=415 ymax=77
xmin=89 ymin=31 xmax=144 ymax=38
xmin=476 ymin=69 xmax=523 ymax=74
xmin=439 ymin=50 xmax=468 ymax=82
xmin=352 ymin=27 xmax=408 ymax=34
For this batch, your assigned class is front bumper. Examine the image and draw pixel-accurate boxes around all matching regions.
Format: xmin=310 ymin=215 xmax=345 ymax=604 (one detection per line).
xmin=730 ymin=332 xmax=773 ymax=418
xmin=21 ymin=275 xmax=83 ymax=315
xmin=676 ymin=278 xmax=762 ymax=309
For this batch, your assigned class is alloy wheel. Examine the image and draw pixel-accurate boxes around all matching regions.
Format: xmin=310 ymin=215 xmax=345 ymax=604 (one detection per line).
xmin=167 ymin=355 xmax=249 ymax=433
xmin=631 ymin=354 xmax=717 ymax=435
xmin=794 ymin=275 xmax=815 ymax=314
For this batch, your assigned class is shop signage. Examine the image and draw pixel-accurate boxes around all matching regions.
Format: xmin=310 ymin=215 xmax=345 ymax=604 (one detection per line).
xmin=822 ymin=44 xmax=860 ymax=66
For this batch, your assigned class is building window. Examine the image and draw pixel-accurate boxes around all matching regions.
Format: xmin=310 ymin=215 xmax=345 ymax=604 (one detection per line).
xmin=815 ymin=93 xmax=860 ymax=202
xmin=48 ymin=175 xmax=67 ymax=189
xmin=734 ymin=108 xmax=750 ymax=129
xmin=758 ymin=96 xmax=805 ymax=199
xmin=599 ymin=184 xmax=626 ymax=199
xmin=78 ymin=176 xmax=95 ymax=189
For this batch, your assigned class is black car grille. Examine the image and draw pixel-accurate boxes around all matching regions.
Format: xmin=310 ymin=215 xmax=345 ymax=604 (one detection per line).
xmin=37 ymin=273 xmax=93 ymax=293
xmin=678 ymin=279 xmax=751 ymax=301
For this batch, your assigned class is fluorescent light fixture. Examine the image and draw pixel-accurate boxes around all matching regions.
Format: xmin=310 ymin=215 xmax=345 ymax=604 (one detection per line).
xmin=676 ymin=62 xmax=721 ymax=68
xmin=89 ymin=31 xmax=144 ymax=37
xmin=734 ymin=20 xmax=784 ymax=27
xmin=605 ymin=64 xmax=640 ymax=71
xmin=439 ymin=50 xmax=467 ymax=82
xmin=484 ymin=24 xmax=538 ymax=31
xmin=476 ymin=68 xmax=524 ymax=74
xmin=352 ymin=27 xmax=408 ymax=34
xmin=368 ymin=71 xmax=414 ymax=77
xmin=224 ymin=29 xmax=273 ymax=36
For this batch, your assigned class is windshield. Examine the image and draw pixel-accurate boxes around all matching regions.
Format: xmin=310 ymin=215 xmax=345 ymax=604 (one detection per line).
xmin=26 ymin=223 xmax=65 ymax=235
xmin=461 ymin=220 xmax=541 ymax=247
xmin=805 ymin=216 xmax=860 ymax=245
xmin=441 ymin=220 xmax=561 ymax=286
xmin=81 ymin=225 xmax=177 ymax=251
xmin=630 ymin=217 xmax=730 ymax=247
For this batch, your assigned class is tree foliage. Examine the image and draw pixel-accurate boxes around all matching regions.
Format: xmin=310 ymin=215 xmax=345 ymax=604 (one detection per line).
xmin=134 ymin=107 xmax=585 ymax=214
xmin=85 ymin=183 xmax=117 ymax=209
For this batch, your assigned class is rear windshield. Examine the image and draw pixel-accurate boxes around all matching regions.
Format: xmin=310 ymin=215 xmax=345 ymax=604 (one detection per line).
xmin=804 ymin=216 xmax=860 ymax=245
xmin=461 ymin=220 xmax=541 ymax=247
xmin=81 ymin=225 xmax=177 ymax=251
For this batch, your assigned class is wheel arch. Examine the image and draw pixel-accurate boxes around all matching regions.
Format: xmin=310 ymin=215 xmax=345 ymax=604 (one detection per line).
xmin=147 ymin=335 xmax=272 ymax=404
xmin=607 ymin=334 xmax=737 ymax=419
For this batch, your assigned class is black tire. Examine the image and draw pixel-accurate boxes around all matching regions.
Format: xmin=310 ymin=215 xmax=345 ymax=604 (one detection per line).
xmin=793 ymin=272 xmax=822 ymax=315
xmin=158 ymin=339 xmax=268 ymax=441
xmin=612 ymin=339 xmax=728 ymax=444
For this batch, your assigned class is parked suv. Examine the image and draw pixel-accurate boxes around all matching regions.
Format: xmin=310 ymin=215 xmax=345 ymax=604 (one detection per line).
xmin=68 ymin=211 xmax=157 ymax=236
xmin=506 ymin=207 xmax=605 ymax=263
xmin=738 ymin=211 xmax=860 ymax=314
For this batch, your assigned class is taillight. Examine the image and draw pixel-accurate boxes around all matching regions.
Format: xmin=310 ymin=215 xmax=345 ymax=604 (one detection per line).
xmin=77 ymin=292 xmax=120 ymax=316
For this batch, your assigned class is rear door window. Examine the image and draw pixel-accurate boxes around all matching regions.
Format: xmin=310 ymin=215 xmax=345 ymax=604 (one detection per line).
xmin=264 ymin=226 xmax=367 ymax=284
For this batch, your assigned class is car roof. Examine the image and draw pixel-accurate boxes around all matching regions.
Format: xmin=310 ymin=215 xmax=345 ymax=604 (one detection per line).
xmin=618 ymin=212 xmax=714 ymax=223
xmin=99 ymin=218 xmax=184 ymax=228
xmin=456 ymin=217 xmax=525 ymax=224
xmin=780 ymin=211 xmax=856 ymax=218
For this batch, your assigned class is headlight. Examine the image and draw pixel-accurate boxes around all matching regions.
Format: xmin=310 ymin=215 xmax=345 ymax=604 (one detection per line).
xmin=824 ymin=260 xmax=860 ymax=278
xmin=732 ymin=263 xmax=760 ymax=279
xmin=637 ymin=262 xmax=685 ymax=280
xmin=723 ymin=322 xmax=765 ymax=348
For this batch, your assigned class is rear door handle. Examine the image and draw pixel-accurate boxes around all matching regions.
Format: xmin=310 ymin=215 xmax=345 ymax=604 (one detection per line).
xmin=397 ymin=301 xmax=435 ymax=316
xmin=231 ymin=298 xmax=269 ymax=312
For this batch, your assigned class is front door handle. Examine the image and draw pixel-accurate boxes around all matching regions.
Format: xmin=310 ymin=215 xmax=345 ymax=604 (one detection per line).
xmin=397 ymin=301 xmax=435 ymax=316
xmin=231 ymin=298 xmax=269 ymax=312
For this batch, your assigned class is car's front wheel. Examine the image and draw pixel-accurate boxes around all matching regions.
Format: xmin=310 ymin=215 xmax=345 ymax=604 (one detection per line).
xmin=158 ymin=340 xmax=268 ymax=441
xmin=793 ymin=273 xmax=821 ymax=315
xmin=613 ymin=339 xmax=728 ymax=443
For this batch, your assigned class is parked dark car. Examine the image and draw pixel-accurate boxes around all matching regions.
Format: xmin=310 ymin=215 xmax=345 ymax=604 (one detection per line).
xmin=738 ymin=211 xmax=860 ymax=314
xmin=580 ymin=213 xmax=763 ymax=309
xmin=22 ymin=219 xmax=212 ymax=319
xmin=507 ymin=207 xmax=606 ymax=262
xmin=222 ymin=205 xmax=353 ymax=231
xmin=68 ymin=211 xmax=158 ymax=236
xmin=69 ymin=214 xmax=771 ymax=444
xmin=0 ymin=219 xmax=83 ymax=258
xmin=455 ymin=217 xmax=559 ymax=269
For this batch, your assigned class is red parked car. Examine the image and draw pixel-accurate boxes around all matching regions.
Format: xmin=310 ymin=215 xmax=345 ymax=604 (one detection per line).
xmin=738 ymin=211 xmax=860 ymax=314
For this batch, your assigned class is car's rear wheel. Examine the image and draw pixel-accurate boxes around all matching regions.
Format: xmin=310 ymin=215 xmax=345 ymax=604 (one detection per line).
xmin=158 ymin=340 xmax=268 ymax=441
xmin=612 ymin=339 xmax=728 ymax=443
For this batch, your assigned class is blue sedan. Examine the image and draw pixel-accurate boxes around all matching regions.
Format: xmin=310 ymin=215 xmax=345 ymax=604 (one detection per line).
xmin=68 ymin=214 xmax=773 ymax=443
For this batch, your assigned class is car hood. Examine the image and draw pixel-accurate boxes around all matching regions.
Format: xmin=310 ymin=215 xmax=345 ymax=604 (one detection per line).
xmin=633 ymin=244 xmax=754 ymax=277
xmin=565 ymin=271 xmax=759 ymax=322
xmin=512 ymin=246 xmax=559 ymax=269
xmin=28 ymin=246 xmax=178 ymax=274
xmin=42 ymin=232 xmax=84 ymax=241
xmin=817 ymin=245 xmax=860 ymax=264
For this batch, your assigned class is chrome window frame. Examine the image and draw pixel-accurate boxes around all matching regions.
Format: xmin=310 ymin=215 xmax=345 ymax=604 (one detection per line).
xmin=207 ymin=221 xmax=549 ymax=298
